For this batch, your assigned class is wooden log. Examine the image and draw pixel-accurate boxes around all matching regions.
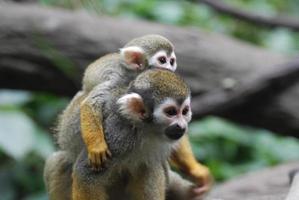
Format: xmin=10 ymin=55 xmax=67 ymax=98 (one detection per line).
xmin=1 ymin=3 xmax=299 ymax=137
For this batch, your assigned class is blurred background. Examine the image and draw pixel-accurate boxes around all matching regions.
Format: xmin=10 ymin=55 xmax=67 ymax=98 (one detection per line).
xmin=1 ymin=0 xmax=299 ymax=199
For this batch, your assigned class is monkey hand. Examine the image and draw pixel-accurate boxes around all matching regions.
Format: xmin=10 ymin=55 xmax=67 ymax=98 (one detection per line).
xmin=87 ymin=142 xmax=112 ymax=171
xmin=188 ymin=164 xmax=213 ymax=197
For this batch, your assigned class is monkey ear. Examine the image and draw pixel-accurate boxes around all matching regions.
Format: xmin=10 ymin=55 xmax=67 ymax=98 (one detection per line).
xmin=120 ymin=46 xmax=146 ymax=71
xmin=117 ymin=93 xmax=146 ymax=122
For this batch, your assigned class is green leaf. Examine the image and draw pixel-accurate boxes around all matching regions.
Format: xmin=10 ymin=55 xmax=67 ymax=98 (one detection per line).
xmin=0 ymin=110 xmax=36 ymax=160
xmin=0 ymin=90 xmax=32 ymax=107
xmin=0 ymin=110 xmax=54 ymax=160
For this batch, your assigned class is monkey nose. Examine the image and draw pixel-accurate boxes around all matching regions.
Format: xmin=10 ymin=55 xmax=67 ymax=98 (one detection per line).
xmin=165 ymin=124 xmax=186 ymax=140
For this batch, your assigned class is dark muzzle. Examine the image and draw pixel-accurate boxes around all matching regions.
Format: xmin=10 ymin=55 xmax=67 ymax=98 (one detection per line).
xmin=165 ymin=124 xmax=185 ymax=140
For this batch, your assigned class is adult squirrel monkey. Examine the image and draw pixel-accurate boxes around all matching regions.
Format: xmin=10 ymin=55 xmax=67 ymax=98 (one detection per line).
xmin=46 ymin=69 xmax=202 ymax=200
xmin=57 ymin=35 xmax=212 ymax=191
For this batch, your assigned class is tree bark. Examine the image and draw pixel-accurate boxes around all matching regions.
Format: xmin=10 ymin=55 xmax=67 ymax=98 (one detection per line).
xmin=208 ymin=161 xmax=299 ymax=200
xmin=1 ymin=3 xmax=299 ymax=137
xmin=199 ymin=0 xmax=299 ymax=32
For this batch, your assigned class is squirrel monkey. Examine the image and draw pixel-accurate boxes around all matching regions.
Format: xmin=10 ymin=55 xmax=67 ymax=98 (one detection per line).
xmin=57 ymin=34 xmax=211 ymax=190
xmin=46 ymin=69 xmax=200 ymax=200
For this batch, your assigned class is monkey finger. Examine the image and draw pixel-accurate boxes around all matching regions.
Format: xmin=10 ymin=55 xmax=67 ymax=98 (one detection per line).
xmin=203 ymin=179 xmax=213 ymax=191
xmin=90 ymin=159 xmax=97 ymax=171
xmin=91 ymin=154 xmax=99 ymax=170
xmin=191 ymin=185 xmax=209 ymax=197
xmin=95 ymin=154 xmax=102 ymax=169
xmin=104 ymin=151 xmax=111 ymax=161
xmin=195 ymin=177 xmax=213 ymax=191
xmin=101 ymin=153 xmax=107 ymax=165
xmin=95 ymin=158 xmax=102 ymax=171
xmin=106 ymin=150 xmax=112 ymax=158
xmin=88 ymin=155 xmax=95 ymax=168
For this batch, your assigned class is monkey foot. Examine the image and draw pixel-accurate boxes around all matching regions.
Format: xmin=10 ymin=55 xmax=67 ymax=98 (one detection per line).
xmin=88 ymin=148 xmax=112 ymax=171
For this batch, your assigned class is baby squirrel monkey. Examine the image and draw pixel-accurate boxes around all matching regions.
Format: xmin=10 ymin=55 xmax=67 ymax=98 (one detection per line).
xmin=57 ymin=34 xmax=211 ymax=191
xmin=48 ymin=69 xmax=197 ymax=200
xmin=80 ymin=35 xmax=176 ymax=169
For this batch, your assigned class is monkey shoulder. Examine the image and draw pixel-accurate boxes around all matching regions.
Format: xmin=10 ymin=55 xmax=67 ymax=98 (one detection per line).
xmin=103 ymin=110 xmax=138 ymax=158
xmin=82 ymin=53 xmax=139 ymax=92
xmin=82 ymin=53 xmax=131 ymax=91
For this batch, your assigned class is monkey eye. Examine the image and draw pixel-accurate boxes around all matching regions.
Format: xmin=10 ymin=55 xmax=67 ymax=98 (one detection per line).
xmin=164 ymin=107 xmax=177 ymax=117
xmin=158 ymin=56 xmax=167 ymax=64
xmin=182 ymin=106 xmax=189 ymax=115
xmin=170 ymin=58 xmax=175 ymax=66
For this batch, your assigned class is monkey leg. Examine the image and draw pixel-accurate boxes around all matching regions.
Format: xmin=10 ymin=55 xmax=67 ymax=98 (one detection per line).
xmin=44 ymin=151 xmax=73 ymax=200
xmin=169 ymin=135 xmax=212 ymax=191
xmin=80 ymin=83 xmax=114 ymax=170
xmin=72 ymin=150 xmax=109 ymax=200
xmin=127 ymin=165 xmax=166 ymax=200
xmin=72 ymin=173 xmax=108 ymax=200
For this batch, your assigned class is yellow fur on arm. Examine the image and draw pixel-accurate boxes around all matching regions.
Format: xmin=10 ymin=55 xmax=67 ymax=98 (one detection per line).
xmin=80 ymin=101 xmax=111 ymax=169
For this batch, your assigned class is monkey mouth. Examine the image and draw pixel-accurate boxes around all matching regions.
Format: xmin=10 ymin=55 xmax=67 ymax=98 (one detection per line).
xmin=166 ymin=132 xmax=184 ymax=140
xmin=164 ymin=125 xmax=186 ymax=140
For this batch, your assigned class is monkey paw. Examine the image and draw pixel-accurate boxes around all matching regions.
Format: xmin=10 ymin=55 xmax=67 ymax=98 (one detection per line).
xmin=189 ymin=164 xmax=213 ymax=196
xmin=88 ymin=146 xmax=112 ymax=171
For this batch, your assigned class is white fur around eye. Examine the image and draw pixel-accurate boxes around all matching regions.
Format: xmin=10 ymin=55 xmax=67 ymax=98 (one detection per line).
xmin=149 ymin=50 xmax=167 ymax=67
xmin=170 ymin=51 xmax=177 ymax=71
xmin=181 ymin=96 xmax=192 ymax=122
xmin=153 ymin=98 xmax=177 ymax=124
xmin=149 ymin=50 xmax=177 ymax=72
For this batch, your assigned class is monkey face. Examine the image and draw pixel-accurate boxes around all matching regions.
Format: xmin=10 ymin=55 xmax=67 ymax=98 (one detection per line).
xmin=120 ymin=47 xmax=177 ymax=72
xmin=122 ymin=34 xmax=176 ymax=72
xmin=117 ymin=69 xmax=191 ymax=141
xmin=117 ymin=93 xmax=192 ymax=141
xmin=153 ymin=97 xmax=192 ymax=140
xmin=148 ymin=50 xmax=177 ymax=72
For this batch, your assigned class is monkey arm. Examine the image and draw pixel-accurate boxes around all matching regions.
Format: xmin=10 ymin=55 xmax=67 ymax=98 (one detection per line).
xmin=169 ymin=135 xmax=213 ymax=190
xmin=80 ymin=84 xmax=112 ymax=170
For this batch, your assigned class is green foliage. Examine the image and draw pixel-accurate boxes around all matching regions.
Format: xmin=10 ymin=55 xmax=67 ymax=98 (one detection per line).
xmin=0 ymin=151 xmax=48 ymax=200
xmin=189 ymin=117 xmax=299 ymax=181
xmin=0 ymin=91 xmax=62 ymax=200
xmin=38 ymin=0 xmax=299 ymax=54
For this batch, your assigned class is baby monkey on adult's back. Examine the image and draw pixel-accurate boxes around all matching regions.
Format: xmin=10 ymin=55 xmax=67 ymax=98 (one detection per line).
xmin=57 ymin=34 xmax=211 ymax=192
xmin=58 ymin=34 xmax=177 ymax=168
xmin=74 ymin=69 xmax=193 ymax=200
xmin=44 ymin=69 xmax=201 ymax=200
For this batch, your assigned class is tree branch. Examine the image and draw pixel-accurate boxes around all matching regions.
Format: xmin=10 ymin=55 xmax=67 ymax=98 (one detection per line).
xmin=209 ymin=162 xmax=299 ymax=199
xmin=192 ymin=58 xmax=299 ymax=117
xmin=199 ymin=0 xmax=299 ymax=31
xmin=2 ymin=3 xmax=299 ymax=137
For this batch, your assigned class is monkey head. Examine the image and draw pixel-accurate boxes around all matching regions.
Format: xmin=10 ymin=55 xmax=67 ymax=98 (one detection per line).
xmin=117 ymin=69 xmax=191 ymax=141
xmin=120 ymin=34 xmax=177 ymax=72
